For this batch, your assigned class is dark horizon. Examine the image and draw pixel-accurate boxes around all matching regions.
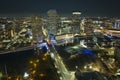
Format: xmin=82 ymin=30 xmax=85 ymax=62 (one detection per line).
xmin=0 ymin=0 xmax=120 ymax=17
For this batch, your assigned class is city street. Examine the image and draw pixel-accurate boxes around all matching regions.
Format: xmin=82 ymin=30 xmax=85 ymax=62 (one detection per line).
xmin=0 ymin=3 xmax=120 ymax=80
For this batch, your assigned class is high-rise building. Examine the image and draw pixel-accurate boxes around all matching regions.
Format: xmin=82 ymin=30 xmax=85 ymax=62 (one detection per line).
xmin=60 ymin=17 xmax=72 ymax=35
xmin=72 ymin=12 xmax=81 ymax=34
xmin=47 ymin=9 xmax=60 ymax=35
xmin=113 ymin=20 xmax=120 ymax=29
xmin=30 ymin=16 xmax=44 ymax=40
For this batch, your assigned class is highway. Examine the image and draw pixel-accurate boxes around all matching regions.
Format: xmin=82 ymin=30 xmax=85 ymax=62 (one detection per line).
xmin=49 ymin=45 xmax=75 ymax=80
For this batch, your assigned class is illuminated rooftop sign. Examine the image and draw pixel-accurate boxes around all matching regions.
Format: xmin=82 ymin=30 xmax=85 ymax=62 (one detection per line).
xmin=72 ymin=12 xmax=81 ymax=15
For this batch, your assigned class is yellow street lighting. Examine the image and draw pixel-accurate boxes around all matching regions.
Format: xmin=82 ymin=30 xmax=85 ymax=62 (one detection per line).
xmin=7 ymin=76 xmax=11 ymax=79
xmin=44 ymin=52 xmax=49 ymax=57
xmin=42 ymin=58 xmax=46 ymax=61
xmin=33 ymin=63 xmax=37 ymax=68
xmin=39 ymin=73 xmax=45 ymax=77
xmin=16 ymin=77 xmax=19 ymax=80
xmin=36 ymin=59 xmax=39 ymax=63
xmin=29 ymin=78 xmax=34 ymax=80
xmin=31 ymin=70 xmax=36 ymax=74
xmin=29 ymin=61 xmax=33 ymax=64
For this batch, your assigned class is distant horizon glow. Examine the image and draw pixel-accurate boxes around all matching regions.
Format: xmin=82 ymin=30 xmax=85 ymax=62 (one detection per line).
xmin=0 ymin=0 xmax=120 ymax=17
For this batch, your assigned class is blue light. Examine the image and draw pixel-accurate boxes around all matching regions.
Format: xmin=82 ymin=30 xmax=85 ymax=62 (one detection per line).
xmin=49 ymin=34 xmax=57 ymax=47
xmin=107 ymin=34 xmax=113 ymax=38
xmin=50 ymin=34 xmax=55 ymax=40
xmin=83 ymin=48 xmax=94 ymax=56
xmin=37 ymin=42 xmax=49 ymax=52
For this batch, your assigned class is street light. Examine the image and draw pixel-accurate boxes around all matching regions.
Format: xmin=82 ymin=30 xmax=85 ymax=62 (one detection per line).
xmin=39 ymin=73 xmax=45 ymax=77
xmin=23 ymin=72 xmax=29 ymax=79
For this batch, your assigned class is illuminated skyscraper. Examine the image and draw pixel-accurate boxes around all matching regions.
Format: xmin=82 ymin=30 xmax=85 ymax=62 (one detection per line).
xmin=31 ymin=16 xmax=44 ymax=40
xmin=47 ymin=9 xmax=60 ymax=35
xmin=114 ymin=20 xmax=120 ymax=29
xmin=72 ymin=12 xmax=81 ymax=34
xmin=60 ymin=17 xmax=72 ymax=34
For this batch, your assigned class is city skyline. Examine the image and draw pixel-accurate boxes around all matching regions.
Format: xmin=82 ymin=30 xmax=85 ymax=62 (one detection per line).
xmin=0 ymin=0 xmax=120 ymax=17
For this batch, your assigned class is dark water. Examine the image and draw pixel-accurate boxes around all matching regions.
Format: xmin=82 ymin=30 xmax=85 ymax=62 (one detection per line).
xmin=0 ymin=49 xmax=34 ymax=76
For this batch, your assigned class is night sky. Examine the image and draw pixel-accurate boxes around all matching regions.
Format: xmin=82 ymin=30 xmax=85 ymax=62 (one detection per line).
xmin=0 ymin=0 xmax=120 ymax=17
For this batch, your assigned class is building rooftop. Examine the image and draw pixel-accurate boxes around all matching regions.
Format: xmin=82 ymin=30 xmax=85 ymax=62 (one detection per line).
xmin=57 ymin=45 xmax=97 ymax=71
xmin=75 ymin=71 xmax=106 ymax=80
